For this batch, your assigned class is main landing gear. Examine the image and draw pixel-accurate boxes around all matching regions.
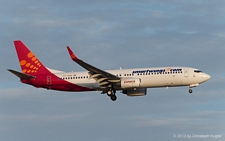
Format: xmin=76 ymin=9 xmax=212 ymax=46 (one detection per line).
xmin=107 ymin=89 xmax=117 ymax=101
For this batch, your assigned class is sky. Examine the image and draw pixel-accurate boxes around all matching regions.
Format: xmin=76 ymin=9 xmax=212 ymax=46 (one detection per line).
xmin=0 ymin=0 xmax=225 ymax=141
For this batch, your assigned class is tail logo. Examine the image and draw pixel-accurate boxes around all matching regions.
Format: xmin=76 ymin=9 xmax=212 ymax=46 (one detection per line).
xmin=20 ymin=52 xmax=42 ymax=74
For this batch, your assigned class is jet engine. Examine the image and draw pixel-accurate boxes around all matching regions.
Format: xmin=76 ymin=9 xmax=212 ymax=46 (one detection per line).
xmin=121 ymin=78 xmax=141 ymax=88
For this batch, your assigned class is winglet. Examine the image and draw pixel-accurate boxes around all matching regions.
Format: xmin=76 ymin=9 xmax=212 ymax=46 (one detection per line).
xmin=67 ymin=46 xmax=79 ymax=61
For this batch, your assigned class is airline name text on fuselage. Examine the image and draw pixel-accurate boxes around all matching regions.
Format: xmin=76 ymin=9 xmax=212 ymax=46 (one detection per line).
xmin=132 ymin=68 xmax=182 ymax=74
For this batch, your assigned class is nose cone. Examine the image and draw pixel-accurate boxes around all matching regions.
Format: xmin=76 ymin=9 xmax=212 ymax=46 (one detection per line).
xmin=202 ymin=73 xmax=211 ymax=82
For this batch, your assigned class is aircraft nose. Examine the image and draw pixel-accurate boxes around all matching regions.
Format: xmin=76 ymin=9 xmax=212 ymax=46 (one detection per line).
xmin=202 ymin=73 xmax=211 ymax=81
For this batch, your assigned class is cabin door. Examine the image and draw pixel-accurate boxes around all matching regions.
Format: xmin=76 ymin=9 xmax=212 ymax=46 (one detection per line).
xmin=184 ymin=69 xmax=189 ymax=77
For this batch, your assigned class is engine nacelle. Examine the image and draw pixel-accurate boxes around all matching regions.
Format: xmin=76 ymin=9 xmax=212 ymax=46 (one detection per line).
xmin=121 ymin=78 xmax=141 ymax=89
xmin=122 ymin=88 xmax=147 ymax=96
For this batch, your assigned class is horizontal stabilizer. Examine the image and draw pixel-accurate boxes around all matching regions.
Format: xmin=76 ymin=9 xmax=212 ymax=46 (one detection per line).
xmin=8 ymin=69 xmax=36 ymax=79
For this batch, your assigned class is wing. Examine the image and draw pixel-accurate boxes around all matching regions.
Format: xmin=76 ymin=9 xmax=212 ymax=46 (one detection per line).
xmin=67 ymin=47 xmax=121 ymax=87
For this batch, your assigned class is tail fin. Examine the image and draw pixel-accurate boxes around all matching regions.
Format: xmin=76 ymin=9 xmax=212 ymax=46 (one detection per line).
xmin=14 ymin=40 xmax=50 ymax=75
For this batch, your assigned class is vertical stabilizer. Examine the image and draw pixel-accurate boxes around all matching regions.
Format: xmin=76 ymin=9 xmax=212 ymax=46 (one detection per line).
xmin=14 ymin=40 xmax=51 ymax=75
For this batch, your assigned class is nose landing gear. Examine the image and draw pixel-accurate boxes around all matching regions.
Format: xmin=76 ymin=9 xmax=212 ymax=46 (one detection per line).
xmin=189 ymin=83 xmax=200 ymax=94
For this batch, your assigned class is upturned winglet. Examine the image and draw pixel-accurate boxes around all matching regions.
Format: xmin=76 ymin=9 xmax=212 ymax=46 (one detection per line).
xmin=67 ymin=46 xmax=79 ymax=61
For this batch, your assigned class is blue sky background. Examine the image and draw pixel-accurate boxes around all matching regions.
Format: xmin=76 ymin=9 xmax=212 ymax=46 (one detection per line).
xmin=1 ymin=0 xmax=225 ymax=141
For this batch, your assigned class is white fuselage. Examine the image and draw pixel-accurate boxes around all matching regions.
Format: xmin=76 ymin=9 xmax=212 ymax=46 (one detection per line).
xmin=52 ymin=67 xmax=210 ymax=90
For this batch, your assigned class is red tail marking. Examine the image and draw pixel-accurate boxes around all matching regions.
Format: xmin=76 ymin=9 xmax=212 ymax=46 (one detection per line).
xmin=14 ymin=40 xmax=50 ymax=75
xmin=12 ymin=41 xmax=92 ymax=92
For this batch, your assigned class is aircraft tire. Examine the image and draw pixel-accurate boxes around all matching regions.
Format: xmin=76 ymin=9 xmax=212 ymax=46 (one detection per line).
xmin=107 ymin=90 xmax=112 ymax=96
xmin=110 ymin=95 xmax=117 ymax=101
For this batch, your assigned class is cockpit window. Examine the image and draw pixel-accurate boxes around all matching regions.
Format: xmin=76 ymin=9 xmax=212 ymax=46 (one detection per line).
xmin=194 ymin=70 xmax=202 ymax=73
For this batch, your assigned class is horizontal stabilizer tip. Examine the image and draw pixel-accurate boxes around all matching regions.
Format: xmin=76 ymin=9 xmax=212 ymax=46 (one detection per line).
xmin=8 ymin=69 xmax=35 ymax=79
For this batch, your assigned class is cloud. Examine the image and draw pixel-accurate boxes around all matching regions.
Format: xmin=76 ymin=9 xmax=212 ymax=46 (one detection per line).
xmin=133 ymin=110 xmax=225 ymax=132
xmin=180 ymin=31 xmax=198 ymax=35
xmin=211 ymin=32 xmax=225 ymax=38
xmin=0 ymin=112 xmax=92 ymax=123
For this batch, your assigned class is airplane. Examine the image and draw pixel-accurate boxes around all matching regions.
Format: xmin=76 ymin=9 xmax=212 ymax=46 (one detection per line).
xmin=8 ymin=40 xmax=211 ymax=101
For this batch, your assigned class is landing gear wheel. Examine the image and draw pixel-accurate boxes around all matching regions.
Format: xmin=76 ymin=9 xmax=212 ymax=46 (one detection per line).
xmin=189 ymin=89 xmax=193 ymax=93
xmin=107 ymin=90 xmax=112 ymax=96
xmin=110 ymin=95 xmax=117 ymax=101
